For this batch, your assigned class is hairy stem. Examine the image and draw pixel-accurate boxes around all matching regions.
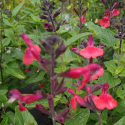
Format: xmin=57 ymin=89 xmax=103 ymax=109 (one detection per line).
xmin=50 ymin=53 xmax=56 ymax=125
xmin=98 ymin=114 xmax=102 ymax=125
xmin=0 ymin=2 xmax=3 ymax=83
xmin=118 ymin=38 xmax=122 ymax=66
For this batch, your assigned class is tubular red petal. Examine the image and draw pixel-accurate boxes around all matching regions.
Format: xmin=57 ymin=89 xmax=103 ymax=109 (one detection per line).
xmin=76 ymin=72 xmax=91 ymax=91
xmin=21 ymin=33 xmax=33 ymax=47
xmin=75 ymin=95 xmax=84 ymax=105
xmin=71 ymin=97 xmax=77 ymax=110
xmin=67 ymin=89 xmax=75 ymax=95
xmin=23 ymin=94 xmax=42 ymax=104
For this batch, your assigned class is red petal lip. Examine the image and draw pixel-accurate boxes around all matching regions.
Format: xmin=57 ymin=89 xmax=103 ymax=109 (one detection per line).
xmin=79 ymin=15 xmax=86 ymax=23
xmin=22 ymin=33 xmax=41 ymax=65
xmin=98 ymin=16 xmax=110 ymax=27
xmin=80 ymin=46 xmax=103 ymax=58
xmin=92 ymin=68 xmax=104 ymax=80
xmin=93 ymin=93 xmax=117 ymax=110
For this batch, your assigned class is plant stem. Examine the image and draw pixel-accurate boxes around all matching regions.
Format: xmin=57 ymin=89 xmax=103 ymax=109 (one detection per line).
xmin=98 ymin=114 xmax=102 ymax=125
xmin=118 ymin=38 xmax=122 ymax=66
xmin=50 ymin=53 xmax=56 ymax=125
xmin=0 ymin=2 xmax=3 ymax=83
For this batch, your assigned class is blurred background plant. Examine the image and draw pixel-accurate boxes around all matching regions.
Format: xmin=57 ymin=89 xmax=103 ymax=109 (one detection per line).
xmin=0 ymin=0 xmax=125 ymax=125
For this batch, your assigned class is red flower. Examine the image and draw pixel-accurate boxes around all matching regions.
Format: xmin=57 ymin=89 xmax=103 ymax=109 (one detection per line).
xmin=8 ymin=89 xmax=42 ymax=111
xmin=79 ymin=15 xmax=86 ymax=23
xmin=99 ymin=2 xmax=120 ymax=27
xmin=68 ymin=63 xmax=101 ymax=78
xmin=98 ymin=15 xmax=110 ymax=27
xmin=39 ymin=84 xmax=43 ymax=88
xmin=93 ymin=83 xmax=117 ymax=110
xmin=92 ymin=68 xmax=104 ymax=80
xmin=22 ymin=33 xmax=41 ymax=65
xmin=76 ymin=71 xmax=91 ymax=91
xmin=67 ymin=89 xmax=84 ymax=110
xmin=80 ymin=35 xmax=103 ymax=58
xmin=24 ymin=68 xmax=30 ymax=72
xmin=111 ymin=2 xmax=120 ymax=17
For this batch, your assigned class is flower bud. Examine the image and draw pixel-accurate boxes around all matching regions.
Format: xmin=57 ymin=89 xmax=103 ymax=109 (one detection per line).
xmin=92 ymin=82 xmax=103 ymax=92
xmin=101 ymin=0 xmax=109 ymax=9
xmin=73 ymin=8 xmax=79 ymax=16
xmin=36 ymin=103 xmax=50 ymax=115
xmin=99 ymin=44 xmax=105 ymax=49
xmin=55 ymin=43 xmax=67 ymax=59
xmin=39 ymin=14 xmax=48 ymax=20
xmin=71 ymin=47 xmax=80 ymax=55
xmin=53 ymin=9 xmax=61 ymax=18
xmin=55 ymin=87 xmax=67 ymax=95
xmin=82 ymin=39 xmax=88 ymax=47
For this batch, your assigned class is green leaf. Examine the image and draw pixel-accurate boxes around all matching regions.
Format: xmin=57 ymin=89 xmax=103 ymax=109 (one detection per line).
xmin=100 ymin=28 xmax=116 ymax=47
xmin=63 ymin=47 xmax=75 ymax=64
xmin=115 ymin=65 xmax=124 ymax=74
xmin=26 ymin=99 xmax=48 ymax=109
xmin=14 ymin=106 xmax=38 ymax=125
xmin=121 ymin=44 xmax=125 ymax=52
xmin=64 ymin=78 xmax=72 ymax=97
xmin=3 ymin=18 xmax=13 ymax=27
xmin=114 ymin=116 xmax=125 ymax=125
xmin=25 ymin=72 xmax=45 ymax=84
xmin=1 ymin=111 xmax=14 ymax=123
xmin=4 ymin=63 xmax=25 ymax=79
xmin=101 ymin=109 xmax=107 ymax=121
xmin=0 ymin=95 xmax=7 ymax=102
xmin=5 ymin=29 xmax=16 ymax=44
xmin=66 ymin=32 xmax=91 ymax=46
xmin=98 ymin=71 xmax=112 ymax=83
xmin=65 ymin=108 xmax=90 ymax=125
xmin=56 ymin=123 xmax=61 ymax=125
xmin=104 ymin=61 xmax=117 ymax=75
xmin=2 ymin=38 xmax=10 ymax=47
xmin=116 ymin=86 xmax=122 ymax=97
xmin=108 ymin=78 xmax=121 ymax=88
xmin=87 ymin=22 xmax=116 ymax=47
xmin=13 ymin=49 xmax=24 ymax=60
xmin=2 ymin=53 xmax=12 ymax=63
xmin=12 ymin=0 xmax=25 ymax=17
xmin=0 ymin=117 xmax=8 ymax=125
xmin=119 ymin=70 xmax=125 ymax=77
xmin=0 ymin=89 xmax=8 ymax=95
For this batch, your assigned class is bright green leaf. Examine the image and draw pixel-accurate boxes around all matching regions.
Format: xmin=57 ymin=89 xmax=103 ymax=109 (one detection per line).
xmin=115 ymin=65 xmax=124 ymax=74
xmin=65 ymin=108 xmax=90 ymax=125
xmin=3 ymin=18 xmax=13 ymax=27
xmin=66 ymin=32 xmax=91 ymax=46
xmin=0 ymin=117 xmax=8 ymax=125
xmin=5 ymin=29 xmax=16 ymax=44
xmin=14 ymin=106 xmax=38 ymax=125
xmin=12 ymin=0 xmax=25 ymax=17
